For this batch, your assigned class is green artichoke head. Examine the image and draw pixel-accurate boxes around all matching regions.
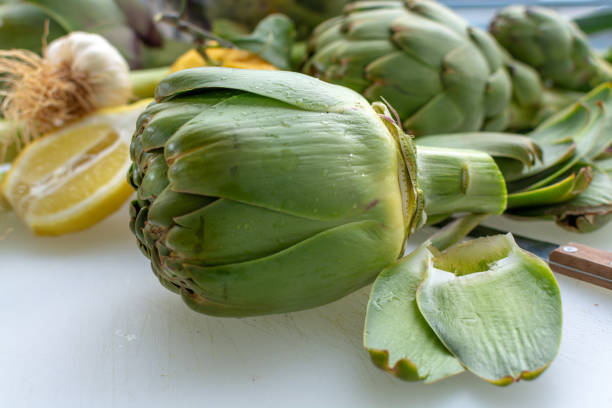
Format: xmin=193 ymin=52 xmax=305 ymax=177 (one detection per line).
xmin=490 ymin=5 xmax=612 ymax=91
xmin=303 ymin=0 xmax=513 ymax=136
xmin=129 ymin=67 xmax=422 ymax=316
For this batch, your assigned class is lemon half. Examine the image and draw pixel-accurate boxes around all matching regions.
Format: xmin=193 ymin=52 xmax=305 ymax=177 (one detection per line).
xmin=1 ymin=99 xmax=151 ymax=235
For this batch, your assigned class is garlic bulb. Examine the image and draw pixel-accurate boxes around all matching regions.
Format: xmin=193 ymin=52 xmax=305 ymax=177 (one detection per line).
xmin=46 ymin=32 xmax=132 ymax=108
xmin=0 ymin=31 xmax=134 ymax=157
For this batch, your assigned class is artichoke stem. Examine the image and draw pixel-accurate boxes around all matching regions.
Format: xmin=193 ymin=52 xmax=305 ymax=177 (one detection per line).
xmin=129 ymin=67 xmax=170 ymax=99
xmin=429 ymin=213 xmax=490 ymax=251
xmin=416 ymin=146 xmax=507 ymax=218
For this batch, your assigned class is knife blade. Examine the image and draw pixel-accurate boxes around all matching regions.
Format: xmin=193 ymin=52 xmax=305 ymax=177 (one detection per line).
xmin=429 ymin=223 xmax=612 ymax=290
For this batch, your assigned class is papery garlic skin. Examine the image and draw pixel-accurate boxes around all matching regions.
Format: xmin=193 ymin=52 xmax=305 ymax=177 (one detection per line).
xmin=46 ymin=32 xmax=132 ymax=108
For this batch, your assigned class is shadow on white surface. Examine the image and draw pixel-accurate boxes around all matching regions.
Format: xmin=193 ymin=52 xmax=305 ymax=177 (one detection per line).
xmin=1 ymin=205 xmax=136 ymax=257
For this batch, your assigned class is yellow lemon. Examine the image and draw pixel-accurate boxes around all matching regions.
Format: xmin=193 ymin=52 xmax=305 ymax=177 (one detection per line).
xmin=1 ymin=99 xmax=151 ymax=235
xmin=169 ymin=48 xmax=277 ymax=73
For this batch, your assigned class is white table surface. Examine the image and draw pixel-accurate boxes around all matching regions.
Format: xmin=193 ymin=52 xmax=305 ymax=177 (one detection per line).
xmin=1 ymin=203 xmax=611 ymax=408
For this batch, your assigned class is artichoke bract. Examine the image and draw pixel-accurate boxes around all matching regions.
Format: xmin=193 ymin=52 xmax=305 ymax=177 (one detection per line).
xmin=303 ymin=0 xmax=512 ymax=136
xmin=490 ymin=5 xmax=612 ymax=92
xmin=129 ymin=67 xmax=506 ymax=316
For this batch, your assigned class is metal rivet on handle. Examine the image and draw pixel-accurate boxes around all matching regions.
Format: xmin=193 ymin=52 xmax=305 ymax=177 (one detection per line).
xmin=562 ymin=246 xmax=578 ymax=253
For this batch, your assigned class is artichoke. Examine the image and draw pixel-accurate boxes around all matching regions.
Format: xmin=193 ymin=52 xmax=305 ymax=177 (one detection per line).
xmin=129 ymin=67 xmax=508 ymax=316
xmin=303 ymin=0 xmax=512 ymax=136
xmin=490 ymin=5 xmax=612 ymax=92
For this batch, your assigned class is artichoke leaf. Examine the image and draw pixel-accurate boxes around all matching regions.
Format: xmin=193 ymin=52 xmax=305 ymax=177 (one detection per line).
xmin=416 ymin=234 xmax=562 ymax=386
xmin=416 ymin=132 xmax=541 ymax=168
xmin=165 ymin=198 xmax=349 ymax=265
xmin=229 ymin=14 xmax=295 ymax=70
xmin=507 ymin=166 xmax=593 ymax=209
xmin=164 ymin=92 xmax=399 ymax=221
xmin=137 ymin=92 xmax=239 ymax=153
xmin=506 ymin=83 xmax=612 ymax=192
xmin=364 ymin=243 xmax=465 ymax=383
xmin=155 ymin=67 xmax=369 ymax=114
xmin=180 ymin=220 xmax=403 ymax=316
xmin=510 ymin=166 xmax=612 ymax=232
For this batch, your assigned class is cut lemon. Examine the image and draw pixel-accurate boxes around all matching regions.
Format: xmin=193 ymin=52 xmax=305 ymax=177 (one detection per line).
xmin=1 ymin=99 xmax=151 ymax=235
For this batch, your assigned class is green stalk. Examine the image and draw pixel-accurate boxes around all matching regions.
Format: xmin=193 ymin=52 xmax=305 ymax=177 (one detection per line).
xmin=416 ymin=146 xmax=507 ymax=218
xmin=429 ymin=213 xmax=490 ymax=251
xmin=129 ymin=67 xmax=170 ymax=99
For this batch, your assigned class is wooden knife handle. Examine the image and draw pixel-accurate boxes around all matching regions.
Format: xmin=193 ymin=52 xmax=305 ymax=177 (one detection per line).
xmin=549 ymin=242 xmax=612 ymax=290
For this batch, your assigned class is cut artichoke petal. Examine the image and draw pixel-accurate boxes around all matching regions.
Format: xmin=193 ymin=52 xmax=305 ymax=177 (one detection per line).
xmin=416 ymin=234 xmax=562 ymax=386
xmin=364 ymin=243 xmax=465 ymax=384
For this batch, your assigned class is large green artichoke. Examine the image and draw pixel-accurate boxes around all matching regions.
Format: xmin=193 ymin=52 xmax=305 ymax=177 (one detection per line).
xmin=490 ymin=5 xmax=612 ymax=92
xmin=128 ymin=67 xmax=508 ymax=316
xmin=303 ymin=0 xmax=512 ymax=136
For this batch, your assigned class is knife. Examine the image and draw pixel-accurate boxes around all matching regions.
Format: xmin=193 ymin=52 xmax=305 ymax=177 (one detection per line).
xmin=458 ymin=224 xmax=612 ymax=290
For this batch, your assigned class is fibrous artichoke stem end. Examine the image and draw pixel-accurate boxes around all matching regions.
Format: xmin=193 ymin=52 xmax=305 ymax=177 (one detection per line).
xmin=416 ymin=146 xmax=507 ymax=218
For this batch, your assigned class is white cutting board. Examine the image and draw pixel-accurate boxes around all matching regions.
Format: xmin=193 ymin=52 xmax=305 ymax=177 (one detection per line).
xmin=1 ymin=204 xmax=611 ymax=407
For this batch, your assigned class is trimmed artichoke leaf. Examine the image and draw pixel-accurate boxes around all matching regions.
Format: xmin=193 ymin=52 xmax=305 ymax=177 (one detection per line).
xmin=229 ymin=14 xmax=295 ymax=70
xmin=510 ymin=166 xmax=612 ymax=232
xmin=416 ymin=234 xmax=562 ymax=386
xmin=507 ymin=166 xmax=593 ymax=209
xmin=503 ymin=140 xmax=575 ymax=186
xmin=416 ymin=132 xmax=541 ymax=167
xmin=364 ymin=243 xmax=465 ymax=383
xmin=519 ymin=83 xmax=612 ymax=190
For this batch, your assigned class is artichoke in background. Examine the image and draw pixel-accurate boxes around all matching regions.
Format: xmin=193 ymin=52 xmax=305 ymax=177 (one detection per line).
xmin=490 ymin=5 xmax=612 ymax=92
xmin=129 ymin=67 xmax=510 ymax=317
xmin=504 ymin=55 xmax=582 ymax=131
xmin=303 ymin=0 xmax=513 ymax=136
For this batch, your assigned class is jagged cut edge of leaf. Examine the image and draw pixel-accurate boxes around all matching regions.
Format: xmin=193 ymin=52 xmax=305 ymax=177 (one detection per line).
xmin=367 ymin=348 xmax=422 ymax=382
